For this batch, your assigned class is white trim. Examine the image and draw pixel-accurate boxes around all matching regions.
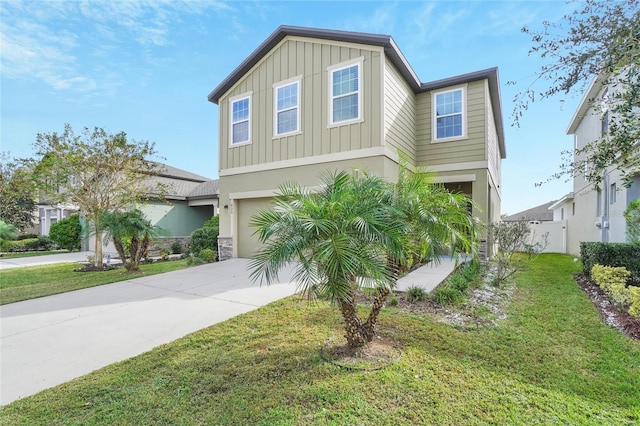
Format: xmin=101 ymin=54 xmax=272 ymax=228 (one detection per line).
xmin=425 ymin=160 xmax=488 ymax=173
xmin=273 ymin=77 xmax=302 ymax=137
xmin=230 ymin=189 xmax=279 ymax=200
xmin=328 ymin=57 xmax=364 ymax=127
xmin=229 ymin=92 xmax=252 ymax=146
xmin=431 ymin=85 xmax=467 ymax=142
xmin=433 ymin=174 xmax=477 ymax=183
xmin=220 ymin=146 xmax=398 ymax=177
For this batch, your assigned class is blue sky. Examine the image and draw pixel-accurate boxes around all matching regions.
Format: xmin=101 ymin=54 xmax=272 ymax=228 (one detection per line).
xmin=1 ymin=0 xmax=584 ymax=215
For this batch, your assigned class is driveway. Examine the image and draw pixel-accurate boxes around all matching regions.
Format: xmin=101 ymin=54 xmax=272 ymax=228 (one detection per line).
xmin=0 ymin=258 xmax=297 ymax=405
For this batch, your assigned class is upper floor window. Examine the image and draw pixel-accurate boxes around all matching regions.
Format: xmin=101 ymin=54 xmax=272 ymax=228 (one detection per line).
xmin=433 ymin=87 xmax=466 ymax=141
xmin=601 ymin=88 xmax=609 ymax=135
xmin=274 ymin=79 xmax=300 ymax=137
xmin=329 ymin=60 xmax=362 ymax=125
xmin=230 ymin=94 xmax=251 ymax=145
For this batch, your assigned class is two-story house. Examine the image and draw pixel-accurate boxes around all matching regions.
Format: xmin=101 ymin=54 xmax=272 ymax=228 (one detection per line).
xmin=550 ymin=75 xmax=640 ymax=255
xmin=208 ymin=26 xmax=506 ymax=260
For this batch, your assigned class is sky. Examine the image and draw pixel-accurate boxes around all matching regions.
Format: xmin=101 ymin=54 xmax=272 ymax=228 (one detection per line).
xmin=1 ymin=0 xmax=588 ymax=215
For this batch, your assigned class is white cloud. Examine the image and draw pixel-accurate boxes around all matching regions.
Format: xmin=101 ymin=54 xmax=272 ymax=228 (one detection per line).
xmin=0 ymin=0 xmax=233 ymax=95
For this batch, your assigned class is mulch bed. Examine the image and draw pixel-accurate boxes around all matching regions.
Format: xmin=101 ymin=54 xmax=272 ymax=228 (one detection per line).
xmin=574 ymin=273 xmax=640 ymax=341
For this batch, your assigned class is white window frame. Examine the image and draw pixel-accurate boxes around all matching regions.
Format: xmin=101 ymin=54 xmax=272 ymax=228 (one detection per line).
xmin=273 ymin=77 xmax=301 ymax=138
xmin=610 ymin=182 xmax=617 ymax=204
xmin=328 ymin=58 xmax=363 ymax=127
xmin=229 ymin=93 xmax=252 ymax=146
xmin=432 ymin=86 xmax=467 ymax=142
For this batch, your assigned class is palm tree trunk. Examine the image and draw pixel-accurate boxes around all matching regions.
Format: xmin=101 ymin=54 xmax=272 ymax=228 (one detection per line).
xmin=339 ymin=298 xmax=369 ymax=348
xmin=363 ymin=287 xmax=390 ymax=340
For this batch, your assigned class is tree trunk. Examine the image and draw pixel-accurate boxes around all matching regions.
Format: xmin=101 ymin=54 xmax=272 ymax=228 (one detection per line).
xmin=362 ymin=287 xmax=390 ymax=340
xmin=93 ymin=220 xmax=103 ymax=267
xmin=339 ymin=298 xmax=369 ymax=348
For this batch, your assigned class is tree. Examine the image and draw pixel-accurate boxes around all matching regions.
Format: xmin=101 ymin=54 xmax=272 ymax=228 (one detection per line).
xmin=103 ymin=209 xmax=161 ymax=272
xmin=0 ymin=152 xmax=37 ymax=232
xmin=513 ymin=0 xmax=639 ymax=188
xmin=31 ymin=124 xmax=164 ymax=266
xmin=249 ymin=168 xmax=478 ymax=348
xmin=0 ymin=220 xmax=17 ymax=243
xmin=250 ymin=170 xmax=404 ymax=348
xmin=48 ymin=214 xmax=82 ymax=252
xmin=391 ymin=165 xmax=478 ymax=277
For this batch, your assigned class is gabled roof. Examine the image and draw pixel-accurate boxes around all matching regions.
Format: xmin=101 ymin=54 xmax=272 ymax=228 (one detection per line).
xmin=502 ymin=200 xmax=557 ymax=222
xmin=207 ymin=25 xmax=505 ymax=158
xmin=566 ymin=74 xmax=607 ymax=134
xmin=143 ymin=162 xmax=218 ymax=200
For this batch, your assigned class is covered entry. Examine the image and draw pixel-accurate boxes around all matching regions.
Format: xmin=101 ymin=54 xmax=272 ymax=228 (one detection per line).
xmin=236 ymin=197 xmax=273 ymax=258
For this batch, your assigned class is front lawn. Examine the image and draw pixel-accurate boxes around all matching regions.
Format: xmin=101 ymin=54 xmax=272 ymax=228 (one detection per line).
xmin=1 ymin=254 xmax=639 ymax=424
xmin=0 ymin=260 xmax=190 ymax=305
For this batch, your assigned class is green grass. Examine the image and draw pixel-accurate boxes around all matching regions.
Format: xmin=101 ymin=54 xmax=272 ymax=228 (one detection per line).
xmin=1 ymin=254 xmax=639 ymax=425
xmin=0 ymin=260 xmax=190 ymax=305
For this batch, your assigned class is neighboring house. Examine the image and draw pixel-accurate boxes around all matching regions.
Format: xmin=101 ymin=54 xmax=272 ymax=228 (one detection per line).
xmin=550 ymin=76 xmax=640 ymax=256
xmin=40 ymin=162 xmax=219 ymax=254
xmin=208 ymin=26 xmax=506 ymax=261
xmin=502 ymin=201 xmax=556 ymax=224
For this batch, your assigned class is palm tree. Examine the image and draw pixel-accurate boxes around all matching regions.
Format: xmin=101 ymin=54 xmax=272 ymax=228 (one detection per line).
xmin=103 ymin=209 xmax=161 ymax=272
xmin=250 ymin=170 xmax=406 ymax=348
xmin=391 ymin=165 xmax=479 ymax=277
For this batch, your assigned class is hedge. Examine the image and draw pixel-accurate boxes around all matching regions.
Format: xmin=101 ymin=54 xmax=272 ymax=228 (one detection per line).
xmin=580 ymin=242 xmax=640 ymax=277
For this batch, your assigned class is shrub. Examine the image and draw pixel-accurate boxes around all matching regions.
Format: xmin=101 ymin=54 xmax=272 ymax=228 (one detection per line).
xmin=16 ymin=233 xmax=38 ymax=240
xmin=387 ymin=295 xmax=399 ymax=307
xmin=186 ymin=256 xmax=205 ymax=266
xmin=189 ymin=227 xmax=218 ymax=256
xmin=199 ymin=248 xmax=217 ymax=263
xmin=629 ymin=287 xmax=640 ymax=318
xmin=433 ymin=286 xmax=465 ymax=305
xmin=591 ymin=264 xmax=631 ymax=305
xmin=580 ymin=242 xmax=640 ymax=277
xmin=406 ymin=286 xmax=427 ymax=303
xmin=488 ymin=221 xmax=547 ymax=286
xmin=49 ymin=214 xmax=81 ymax=251
xmin=170 ymin=241 xmax=183 ymax=254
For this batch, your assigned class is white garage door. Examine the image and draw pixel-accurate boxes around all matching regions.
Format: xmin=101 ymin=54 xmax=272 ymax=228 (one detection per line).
xmin=237 ymin=197 xmax=273 ymax=258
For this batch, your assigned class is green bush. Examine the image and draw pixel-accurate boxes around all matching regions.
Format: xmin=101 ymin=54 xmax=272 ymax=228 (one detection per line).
xmin=49 ymin=214 xmax=81 ymax=251
xmin=433 ymin=286 xmax=465 ymax=305
xmin=189 ymin=227 xmax=218 ymax=255
xmin=580 ymin=242 xmax=640 ymax=277
xmin=186 ymin=256 xmax=205 ymax=266
xmin=170 ymin=241 xmax=183 ymax=254
xmin=199 ymin=248 xmax=217 ymax=263
xmin=16 ymin=233 xmax=38 ymax=240
xmin=406 ymin=286 xmax=427 ymax=303
xmin=629 ymin=287 xmax=640 ymax=318
xmin=591 ymin=264 xmax=631 ymax=305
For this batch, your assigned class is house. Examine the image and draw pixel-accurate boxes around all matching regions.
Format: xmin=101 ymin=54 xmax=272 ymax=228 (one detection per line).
xmin=41 ymin=162 xmax=219 ymax=255
xmin=502 ymin=201 xmax=556 ymax=224
xmin=550 ymin=76 xmax=640 ymax=255
xmin=208 ymin=26 xmax=506 ymax=260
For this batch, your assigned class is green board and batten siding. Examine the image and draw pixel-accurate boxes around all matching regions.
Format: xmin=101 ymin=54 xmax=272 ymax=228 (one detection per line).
xmin=218 ymin=38 xmax=385 ymax=172
xmin=383 ymin=56 xmax=417 ymax=163
xmin=415 ymin=79 xmax=487 ymax=167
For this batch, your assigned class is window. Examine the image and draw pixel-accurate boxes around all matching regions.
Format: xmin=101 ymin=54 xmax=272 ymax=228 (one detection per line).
xmin=433 ymin=87 xmax=465 ymax=140
xmin=610 ymin=182 xmax=617 ymax=204
xmin=596 ymin=189 xmax=602 ymax=216
xmin=572 ymin=202 xmax=575 ymax=216
xmin=329 ymin=61 xmax=361 ymax=125
xmin=601 ymin=88 xmax=609 ymax=135
xmin=230 ymin=95 xmax=251 ymax=145
xmin=274 ymin=80 xmax=300 ymax=136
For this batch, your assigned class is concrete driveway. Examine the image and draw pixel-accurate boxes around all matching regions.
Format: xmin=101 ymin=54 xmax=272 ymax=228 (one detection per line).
xmin=0 ymin=258 xmax=297 ymax=405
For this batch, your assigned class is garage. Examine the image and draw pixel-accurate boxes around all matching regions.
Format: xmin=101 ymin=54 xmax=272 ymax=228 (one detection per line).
xmin=236 ymin=197 xmax=274 ymax=258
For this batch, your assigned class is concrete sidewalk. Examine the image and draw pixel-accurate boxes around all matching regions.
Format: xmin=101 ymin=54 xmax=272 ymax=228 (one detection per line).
xmin=0 ymin=251 xmax=96 ymax=270
xmin=0 ymin=258 xmax=297 ymax=405
xmin=395 ymin=257 xmax=461 ymax=293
